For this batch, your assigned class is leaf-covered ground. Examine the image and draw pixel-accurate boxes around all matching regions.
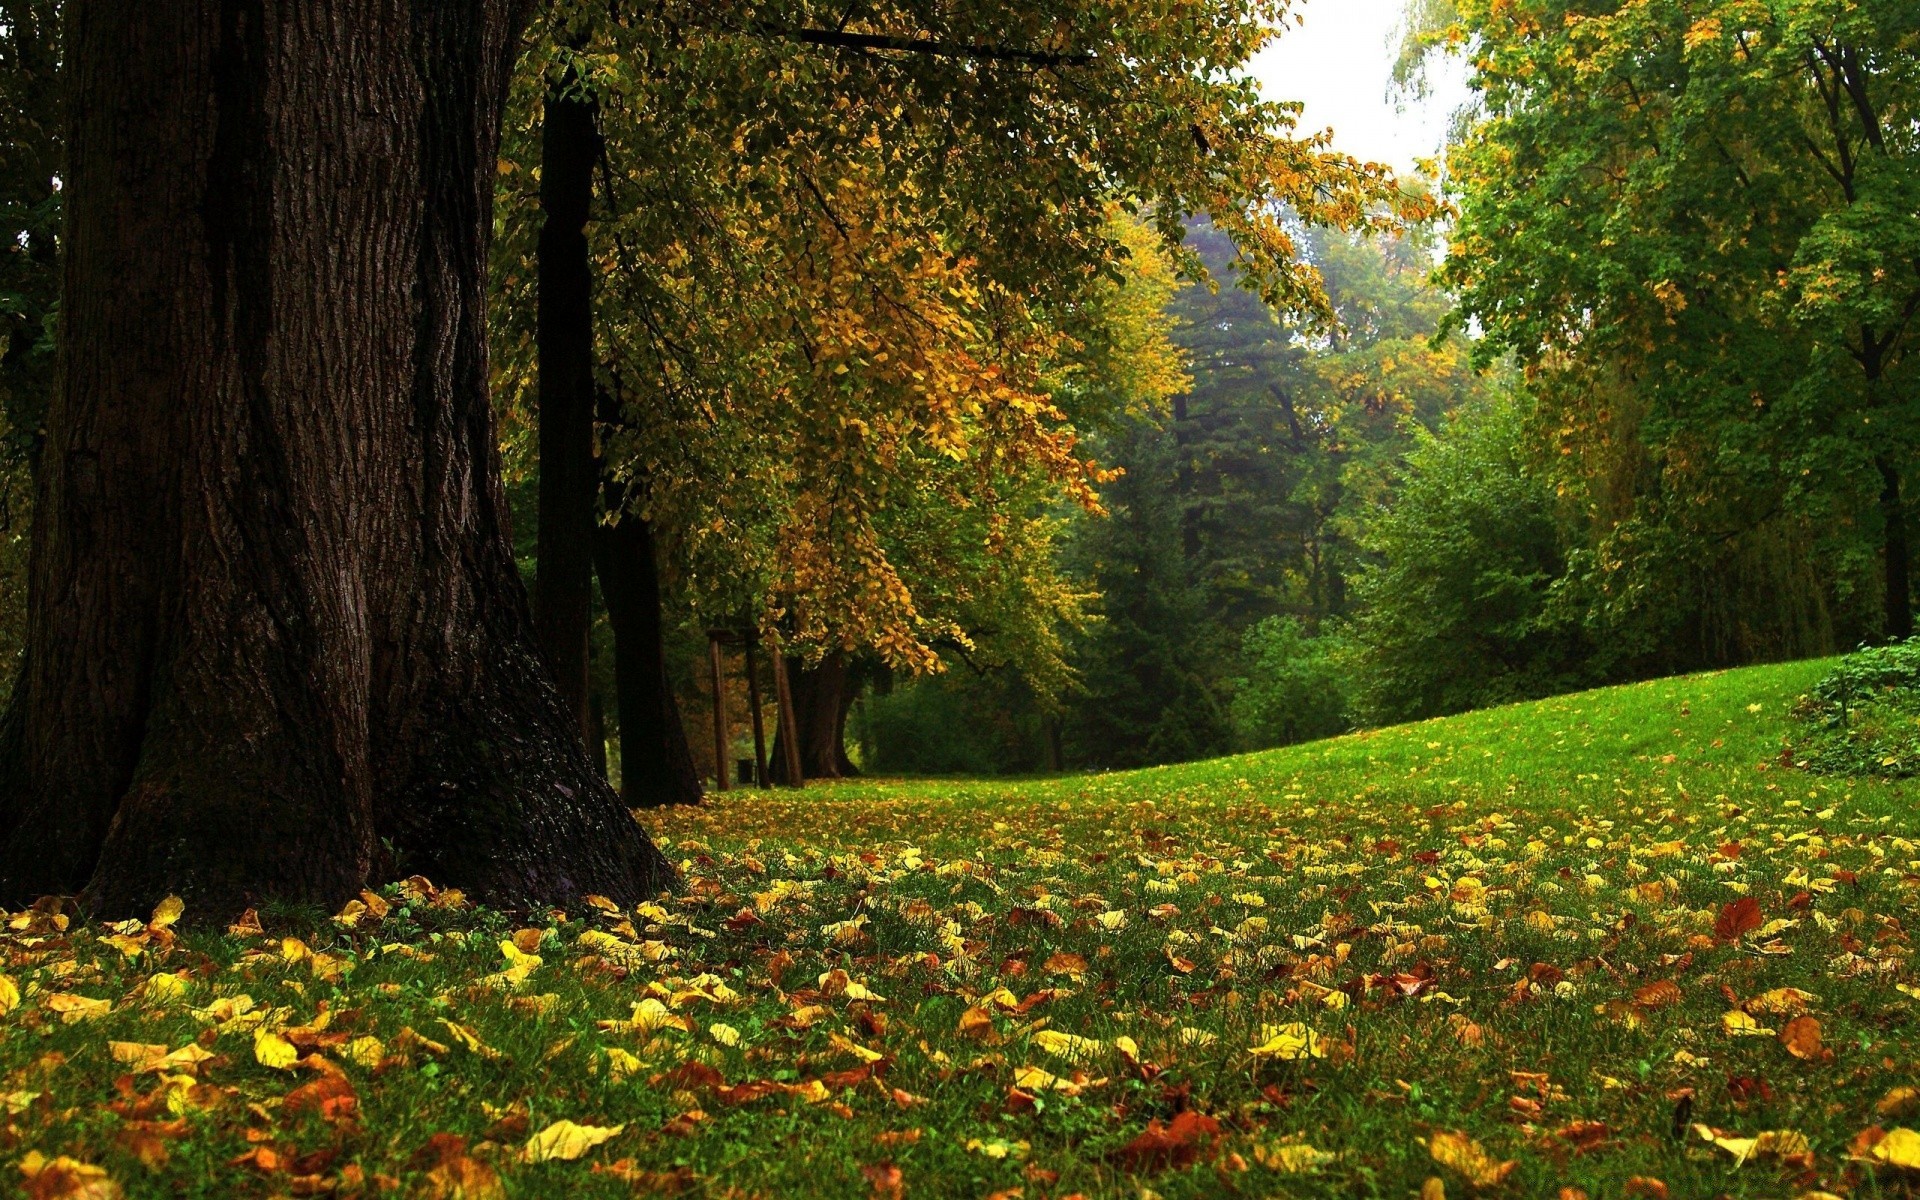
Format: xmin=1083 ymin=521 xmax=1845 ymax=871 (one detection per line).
xmin=12 ymin=658 xmax=1920 ymax=1198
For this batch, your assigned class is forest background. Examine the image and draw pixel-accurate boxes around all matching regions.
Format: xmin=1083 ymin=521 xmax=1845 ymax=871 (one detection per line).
xmin=0 ymin=0 xmax=1914 ymax=796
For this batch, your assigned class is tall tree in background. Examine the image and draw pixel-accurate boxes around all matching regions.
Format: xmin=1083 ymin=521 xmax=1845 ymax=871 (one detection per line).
xmin=0 ymin=1 xmax=672 ymax=917
xmin=1426 ymin=0 xmax=1920 ymax=641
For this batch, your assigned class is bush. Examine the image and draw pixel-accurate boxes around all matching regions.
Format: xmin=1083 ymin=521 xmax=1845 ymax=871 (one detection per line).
xmin=1351 ymin=392 xmax=1594 ymax=724
xmin=1791 ymin=641 xmax=1920 ymax=777
xmin=854 ymin=671 xmax=1053 ymax=776
xmin=1230 ymin=617 xmax=1352 ymax=750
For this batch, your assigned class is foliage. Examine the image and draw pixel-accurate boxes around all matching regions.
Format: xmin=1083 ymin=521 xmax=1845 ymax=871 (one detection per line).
xmin=490 ymin=0 xmax=1425 ymax=685
xmin=1427 ymin=0 xmax=1920 ymax=639
xmin=1791 ymin=639 xmax=1920 ymax=777
xmin=6 ymin=659 xmax=1916 ymax=1197
xmin=1229 ymin=616 xmax=1352 ymax=750
xmin=1351 ymin=390 xmax=1593 ymax=724
xmin=1043 ymin=220 xmax=1487 ymax=770
xmin=854 ymin=669 xmax=1055 ymax=777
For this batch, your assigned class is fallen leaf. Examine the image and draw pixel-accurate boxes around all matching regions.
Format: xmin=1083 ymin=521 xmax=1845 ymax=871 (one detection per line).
xmin=1779 ymin=1016 xmax=1826 ymax=1061
xmin=1746 ymin=987 xmax=1818 ymax=1015
xmin=522 ymin=1119 xmax=625 ymax=1163
xmin=1112 ymin=1110 xmax=1221 ymax=1171
xmin=1428 ymin=1130 xmax=1516 ymax=1189
xmin=254 ymin=1029 xmax=300 ymax=1071
xmin=1715 ymin=897 xmax=1762 ymax=942
xmin=44 ymin=994 xmax=111 ymax=1024
xmin=18 ymin=1151 xmax=123 ymax=1200
xmin=1044 ymin=951 xmax=1088 ymax=978
xmin=1721 ymin=1010 xmax=1775 ymax=1038
xmin=149 ymin=896 xmax=185 ymax=930
xmin=1249 ymin=1022 xmax=1324 ymax=1060
xmin=1030 ymin=1029 xmax=1103 ymax=1064
xmin=414 ymin=1133 xmax=503 ymax=1200
xmin=1871 ymin=1126 xmax=1920 ymax=1169
xmin=1255 ymin=1140 xmax=1336 ymax=1173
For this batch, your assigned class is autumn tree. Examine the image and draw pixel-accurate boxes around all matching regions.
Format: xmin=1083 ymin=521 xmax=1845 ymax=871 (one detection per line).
xmin=0 ymin=1 xmax=673 ymax=917
xmin=493 ymin=0 xmax=1425 ymax=787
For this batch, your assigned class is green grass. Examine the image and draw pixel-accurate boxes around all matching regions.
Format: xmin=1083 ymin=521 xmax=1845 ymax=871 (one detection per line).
xmin=12 ymin=658 xmax=1920 ymax=1198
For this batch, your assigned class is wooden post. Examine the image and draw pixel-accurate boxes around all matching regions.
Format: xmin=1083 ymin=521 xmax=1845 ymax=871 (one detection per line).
xmin=707 ymin=632 xmax=729 ymax=792
xmin=772 ymin=647 xmax=804 ymax=787
xmin=744 ymin=630 xmax=770 ymax=790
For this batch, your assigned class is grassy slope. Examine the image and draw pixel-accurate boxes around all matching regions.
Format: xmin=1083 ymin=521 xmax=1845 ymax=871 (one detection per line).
xmin=13 ymin=658 xmax=1920 ymax=1198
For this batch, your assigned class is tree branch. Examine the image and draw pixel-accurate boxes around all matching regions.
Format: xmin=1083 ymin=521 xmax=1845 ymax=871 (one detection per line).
xmin=767 ymin=26 xmax=1094 ymax=68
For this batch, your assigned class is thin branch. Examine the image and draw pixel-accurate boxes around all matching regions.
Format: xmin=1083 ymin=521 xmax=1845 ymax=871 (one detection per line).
xmin=764 ymin=26 xmax=1094 ymax=68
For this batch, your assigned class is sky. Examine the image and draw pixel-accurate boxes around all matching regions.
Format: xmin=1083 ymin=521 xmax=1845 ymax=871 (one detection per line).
xmin=1249 ymin=0 xmax=1470 ymax=175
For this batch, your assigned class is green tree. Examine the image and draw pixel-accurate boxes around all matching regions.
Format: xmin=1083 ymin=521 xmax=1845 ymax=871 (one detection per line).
xmin=1427 ymin=0 xmax=1920 ymax=640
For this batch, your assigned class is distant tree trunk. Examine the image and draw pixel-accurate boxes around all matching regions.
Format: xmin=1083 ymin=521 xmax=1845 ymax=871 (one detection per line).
xmin=532 ymin=47 xmax=598 ymax=735
xmin=592 ymin=509 xmax=703 ymax=807
xmin=772 ymin=652 xmax=858 ymax=780
xmin=0 ymin=0 xmax=671 ymax=918
xmin=1880 ymin=456 xmax=1912 ymax=641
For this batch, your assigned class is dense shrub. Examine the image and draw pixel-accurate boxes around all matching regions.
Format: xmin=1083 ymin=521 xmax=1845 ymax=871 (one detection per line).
xmin=854 ymin=672 xmax=1054 ymax=777
xmin=1230 ymin=616 xmax=1352 ymax=749
xmin=1351 ymin=393 xmax=1595 ymax=724
xmin=1791 ymin=641 xmax=1920 ymax=777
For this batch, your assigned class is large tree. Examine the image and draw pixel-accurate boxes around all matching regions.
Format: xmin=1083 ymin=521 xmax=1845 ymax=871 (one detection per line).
xmin=0 ymin=0 xmax=672 ymax=917
xmin=1425 ymin=0 xmax=1920 ymax=639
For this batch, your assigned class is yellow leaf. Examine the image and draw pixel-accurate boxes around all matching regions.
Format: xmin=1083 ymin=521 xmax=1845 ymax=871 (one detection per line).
xmin=0 ymin=974 xmax=18 ymax=1016
xmin=45 ymin=993 xmax=112 ymax=1023
xmin=345 ymin=1036 xmax=385 ymax=1068
xmin=16 ymin=1151 xmax=123 ymax=1199
xmin=603 ymin=1046 xmax=644 ymax=1079
xmin=141 ymin=973 xmax=190 ymax=1006
xmin=1031 ymin=1029 xmax=1104 ymax=1064
xmin=1747 ymin=987 xmax=1818 ymax=1015
xmin=1873 ymin=1127 xmax=1920 ymax=1169
xmin=709 ymin=1023 xmax=741 ymax=1048
xmin=108 ymin=1042 xmax=168 ymax=1070
xmin=1428 ymin=1130 xmax=1516 ymax=1188
xmin=149 ymin=896 xmax=185 ymax=930
xmin=1256 ymin=1141 xmax=1336 ymax=1173
xmin=522 ymin=1119 xmax=624 ymax=1163
xmin=253 ymin=1029 xmax=299 ymax=1070
xmin=1722 ymin=1010 xmax=1775 ymax=1037
xmin=439 ymin=1019 xmax=502 ymax=1060
xmin=829 ymin=1032 xmax=885 ymax=1063
xmin=1250 ymin=1022 xmax=1324 ymax=1060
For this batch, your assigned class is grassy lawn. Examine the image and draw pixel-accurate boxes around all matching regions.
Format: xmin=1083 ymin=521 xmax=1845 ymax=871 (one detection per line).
xmin=13 ymin=657 xmax=1920 ymax=1198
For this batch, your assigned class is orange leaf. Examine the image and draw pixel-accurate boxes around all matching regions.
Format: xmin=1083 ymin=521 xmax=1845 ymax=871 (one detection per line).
xmin=1779 ymin=1016 xmax=1826 ymax=1061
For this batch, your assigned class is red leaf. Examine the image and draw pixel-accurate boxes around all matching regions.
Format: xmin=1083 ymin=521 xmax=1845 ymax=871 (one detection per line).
xmin=1112 ymin=1110 xmax=1222 ymax=1172
xmin=1714 ymin=896 xmax=1762 ymax=942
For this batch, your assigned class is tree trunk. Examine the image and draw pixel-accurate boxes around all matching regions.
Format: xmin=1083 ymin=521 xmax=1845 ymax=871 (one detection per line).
xmin=772 ymin=652 xmax=859 ymax=781
xmin=1880 ymin=456 xmax=1912 ymax=641
xmin=532 ymin=50 xmax=598 ymax=735
xmin=0 ymin=0 xmax=671 ymax=919
xmin=592 ymin=510 xmax=702 ymax=807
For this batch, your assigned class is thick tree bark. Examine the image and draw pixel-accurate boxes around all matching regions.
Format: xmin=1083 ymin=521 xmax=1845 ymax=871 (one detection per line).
xmin=1880 ymin=456 xmax=1912 ymax=641
xmin=592 ymin=510 xmax=703 ymax=807
xmin=0 ymin=0 xmax=672 ymax=918
xmin=532 ymin=52 xmax=598 ymax=735
xmin=772 ymin=652 xmax=859 ymax=781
